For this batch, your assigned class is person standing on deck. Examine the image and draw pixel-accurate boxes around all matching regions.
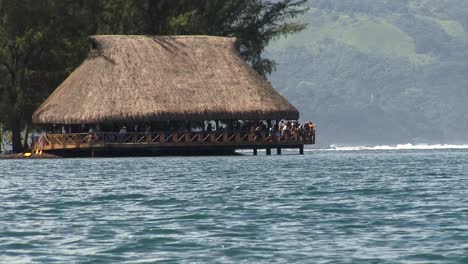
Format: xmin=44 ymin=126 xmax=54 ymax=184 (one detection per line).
xmin=87 ymin=127 xmax=95 ymax=144
xmin=282 ymin=122 xmax=290 ymax=140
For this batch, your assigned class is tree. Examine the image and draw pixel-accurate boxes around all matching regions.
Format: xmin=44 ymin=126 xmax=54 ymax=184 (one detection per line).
xmin=96 ymin=0 xmax=309 ymax=76
xmin=0 ymin=0 xmax=308 ymax=153
xmin=0 ymin=0 xmax=94 ymax=152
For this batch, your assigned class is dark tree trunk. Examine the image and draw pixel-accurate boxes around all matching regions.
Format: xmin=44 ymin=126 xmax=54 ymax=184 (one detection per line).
xmin=0 ymin=124 xmax=3 ymax=153
xmin=11 ymin=121 xmax=23 ymax=153
xmin=23 ymin=123 xmax=30 ymax=150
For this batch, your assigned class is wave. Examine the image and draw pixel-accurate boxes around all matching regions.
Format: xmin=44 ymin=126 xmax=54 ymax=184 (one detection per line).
xmin=326 ymin=143 xmax=468 ymax=151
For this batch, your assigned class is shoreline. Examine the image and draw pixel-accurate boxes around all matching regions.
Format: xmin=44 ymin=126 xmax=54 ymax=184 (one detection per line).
xmin=0 ymin=153 xmax=61 ymax=160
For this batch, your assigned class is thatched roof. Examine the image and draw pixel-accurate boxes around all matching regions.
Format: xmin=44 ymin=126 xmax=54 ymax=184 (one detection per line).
xmin=33 ymin=35 xmax=299 ymax=124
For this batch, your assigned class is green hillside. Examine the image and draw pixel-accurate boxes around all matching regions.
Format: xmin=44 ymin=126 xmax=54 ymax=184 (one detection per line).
xmin=267 ymin=0 xmax=468 ymax=144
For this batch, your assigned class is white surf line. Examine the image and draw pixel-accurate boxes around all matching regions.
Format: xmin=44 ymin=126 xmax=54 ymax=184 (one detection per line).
xmin=320 ymin=143 xmax=468 ymax=151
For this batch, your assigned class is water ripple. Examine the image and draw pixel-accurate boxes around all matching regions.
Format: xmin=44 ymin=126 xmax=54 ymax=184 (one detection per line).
xmin=0 ymin=150 xmax=467 ymax=263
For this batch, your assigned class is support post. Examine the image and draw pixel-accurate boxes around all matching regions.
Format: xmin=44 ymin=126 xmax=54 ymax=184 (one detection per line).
xmin=299 ymin=146 xmax=304 ymax=155
xmin=277 ymin=148 xmax=282 ymax=155
xmin=266 ymin=148 xmax=271 ymax=155
xmin=253 ymin=148 xmax=258 ymax=156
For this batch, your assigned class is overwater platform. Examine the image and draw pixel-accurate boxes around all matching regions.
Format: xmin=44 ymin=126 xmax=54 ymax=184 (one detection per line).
xmin=35 ymin=130 xmax=315 ymax=157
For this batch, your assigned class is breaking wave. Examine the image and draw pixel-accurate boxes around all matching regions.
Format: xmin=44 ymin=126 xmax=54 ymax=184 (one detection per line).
xmin=326 ymin=143 xmax=468 ymax=151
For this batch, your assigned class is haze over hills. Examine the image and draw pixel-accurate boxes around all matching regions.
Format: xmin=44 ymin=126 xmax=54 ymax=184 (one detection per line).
xmin=267 ymin=0 xmax=468 ymax=145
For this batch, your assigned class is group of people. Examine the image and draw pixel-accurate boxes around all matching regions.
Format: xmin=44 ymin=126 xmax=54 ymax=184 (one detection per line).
xmin=46 ymin=120 xmax=315 ymax=137
xmin=247 ymin=121 xmax=315 ymax=141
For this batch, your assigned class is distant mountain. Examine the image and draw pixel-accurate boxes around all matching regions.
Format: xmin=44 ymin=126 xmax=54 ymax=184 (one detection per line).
xmin=266 ymin=0 xmax=468 ymax=145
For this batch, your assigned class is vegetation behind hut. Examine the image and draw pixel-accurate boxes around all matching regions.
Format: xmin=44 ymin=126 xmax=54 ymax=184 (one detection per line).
xmin=0 ymin=0 xmax=308 ymax=153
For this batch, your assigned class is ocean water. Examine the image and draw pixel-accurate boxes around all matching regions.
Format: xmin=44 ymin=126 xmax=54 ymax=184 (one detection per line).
xmin=0 ymin=149 xmax=467 ymax=263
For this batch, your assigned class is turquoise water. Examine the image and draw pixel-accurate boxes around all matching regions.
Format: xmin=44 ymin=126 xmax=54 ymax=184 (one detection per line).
xmin=1 ymin=150 xmax=467 ymax=263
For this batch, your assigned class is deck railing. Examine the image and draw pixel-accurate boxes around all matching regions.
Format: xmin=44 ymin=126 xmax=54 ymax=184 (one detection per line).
xmin=34 ymin=130 xmax=315 ymax=151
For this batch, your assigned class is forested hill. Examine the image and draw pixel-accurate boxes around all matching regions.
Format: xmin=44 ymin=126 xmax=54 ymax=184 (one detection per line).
xmin=266 ymin=0 xmax=468 ymax=145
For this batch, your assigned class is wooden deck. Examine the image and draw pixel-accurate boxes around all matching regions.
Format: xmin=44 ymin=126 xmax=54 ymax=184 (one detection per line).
xmin=35 ymin=130 xmax=315 ymax=155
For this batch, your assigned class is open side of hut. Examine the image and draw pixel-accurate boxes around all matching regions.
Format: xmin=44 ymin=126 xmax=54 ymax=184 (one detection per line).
xmin=33 ymin=35 xmax=299 ymax=124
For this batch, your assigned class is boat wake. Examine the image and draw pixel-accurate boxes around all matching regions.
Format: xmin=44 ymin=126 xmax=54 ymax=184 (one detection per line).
xmin=326 ymin=143 xmax=468 ymax=151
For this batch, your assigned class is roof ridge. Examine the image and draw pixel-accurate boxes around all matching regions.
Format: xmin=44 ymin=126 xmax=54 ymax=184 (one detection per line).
xmin=91 ymin=35 xmax=235 ymax=40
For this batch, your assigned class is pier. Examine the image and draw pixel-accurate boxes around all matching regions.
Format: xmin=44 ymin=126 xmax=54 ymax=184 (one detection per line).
xmin=35 ymin=130 xmax=315 ymax=156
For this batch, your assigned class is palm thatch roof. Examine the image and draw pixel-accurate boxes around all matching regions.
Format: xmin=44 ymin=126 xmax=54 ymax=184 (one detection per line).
xmin=32 ymin=35 xmax=299 ymax=124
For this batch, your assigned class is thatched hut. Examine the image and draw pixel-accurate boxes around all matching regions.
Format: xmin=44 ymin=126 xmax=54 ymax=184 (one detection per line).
xmin=32 ymin=35 xmax=313 ymax=156
xmin=33 ymin=35 xmax=298 ymax=125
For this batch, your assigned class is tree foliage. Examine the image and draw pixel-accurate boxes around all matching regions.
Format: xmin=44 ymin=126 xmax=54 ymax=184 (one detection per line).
xmin=0 ymin=0 xmax=308 ymax=152
xmin=0 ymin=0 xmax=96 ymax=152
xmin=95 ymin=0 xmax=308 ymax=75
